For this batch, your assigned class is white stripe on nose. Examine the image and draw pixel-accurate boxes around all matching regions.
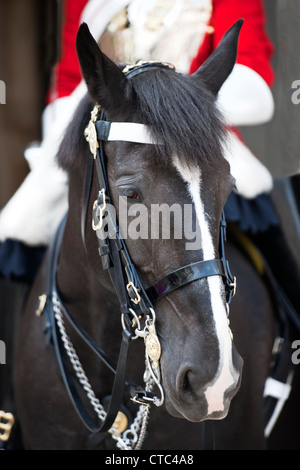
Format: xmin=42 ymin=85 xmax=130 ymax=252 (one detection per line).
xmin=173 ymin=157 xmax=238 ymax=414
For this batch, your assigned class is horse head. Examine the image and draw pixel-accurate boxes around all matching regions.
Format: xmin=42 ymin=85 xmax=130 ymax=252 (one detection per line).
xmin=62 ymin=20 xmax=244 ymax=424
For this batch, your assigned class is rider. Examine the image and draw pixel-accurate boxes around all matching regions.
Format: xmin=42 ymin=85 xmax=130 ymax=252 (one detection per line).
xmin=189 ymin=0 xmax=300 ymax=317
xmin=0 ymin=0 xmax=299 ymax=316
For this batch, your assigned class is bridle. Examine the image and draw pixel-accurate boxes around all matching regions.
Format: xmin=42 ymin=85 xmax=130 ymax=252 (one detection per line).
xmin=43 ymin=61 xmax=236 ymax=450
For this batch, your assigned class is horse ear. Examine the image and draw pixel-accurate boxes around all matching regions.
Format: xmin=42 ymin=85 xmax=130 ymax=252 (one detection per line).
xmin=76 ymin=23 xmax=130 ymax=111
xmin=192 ymin=19 xmax=244 ymax=96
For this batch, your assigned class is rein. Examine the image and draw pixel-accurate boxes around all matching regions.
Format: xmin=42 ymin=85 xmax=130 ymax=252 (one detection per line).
xmin=44 ymin=61 xmax=236 ymax=449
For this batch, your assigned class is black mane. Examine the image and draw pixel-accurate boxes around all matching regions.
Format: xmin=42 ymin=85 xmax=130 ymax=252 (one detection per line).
xmin=57 ymin=66 xmax=226 ymax=171
xmin=133 ymin=67 xmax=226 ymax=167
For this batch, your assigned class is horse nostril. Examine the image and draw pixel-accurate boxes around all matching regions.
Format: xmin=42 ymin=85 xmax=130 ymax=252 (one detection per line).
xmin=182 ymin=370 xmax=190 ymax=392
xmin=179 ymin=367 xmax=198 ymax=399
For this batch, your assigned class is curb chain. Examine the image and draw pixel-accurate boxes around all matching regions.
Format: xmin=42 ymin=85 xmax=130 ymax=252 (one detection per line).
xmin=52 ymin=291 xmax=150 ymax=450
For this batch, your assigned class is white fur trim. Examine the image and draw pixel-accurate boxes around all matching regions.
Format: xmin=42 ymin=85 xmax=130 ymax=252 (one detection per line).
xmin=224 ymin=130 xmax=273 ymax=199
xmin=217 ymin=64 xmax=275 ymax=126
xmin=0 ymin=147 xmax=68 ymax=246
xmin=41 ymin=83 xmax=87 ymax=141
xmin=0 ymin=83 xmax=89 ymax=246
xmin=0 ymin=1 xmax=130 ymax=247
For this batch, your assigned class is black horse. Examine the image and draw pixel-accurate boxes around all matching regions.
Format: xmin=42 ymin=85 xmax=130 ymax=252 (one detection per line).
xmin=8 ymin=21 xmax=298 ymax=450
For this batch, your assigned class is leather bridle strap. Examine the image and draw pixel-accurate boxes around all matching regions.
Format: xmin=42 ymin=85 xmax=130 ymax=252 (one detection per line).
xmin=145 ymin=212 xmax=236 ymax=305
xmin=95 ymin=121 xmax=159 ymax=145
xmin=50 ymin=299 xmax=133 ymax=433
xmin=45 ymin=215 xmax=150 ymax=434
xmin=146 ymin=258 xmax=227 ymax=303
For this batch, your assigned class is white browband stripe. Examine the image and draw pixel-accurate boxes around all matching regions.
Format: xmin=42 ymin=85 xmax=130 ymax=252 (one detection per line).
xmin=98 ymin=121 xmax=160 ymax=145
xmin=109 ymin=122 xmax=154 ymax=144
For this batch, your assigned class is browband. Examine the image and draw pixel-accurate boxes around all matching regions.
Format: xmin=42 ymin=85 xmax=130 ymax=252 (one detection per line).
xmin=96 ymin=121 xmax=160 ymax=145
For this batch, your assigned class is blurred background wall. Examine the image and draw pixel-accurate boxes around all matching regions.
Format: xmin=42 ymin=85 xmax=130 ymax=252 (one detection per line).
xmin=0 ymin=0 xmax=58 ymax=208
xmin=242 ymin=0 xmax=300 ymax=260
xmin=242 ymin=0 xmax=300 ymax=177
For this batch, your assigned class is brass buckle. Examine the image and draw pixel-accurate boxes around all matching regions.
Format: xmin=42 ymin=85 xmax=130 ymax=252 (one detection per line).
xmin=0 ymin=411 xmax=15 ymax=442
xmin=130 ymin=396 xmax=151 ymax=406
xmin=230 ymin=276 xmax=237 ymax=298
xmin=126 ymin=282 xmax=141 ymax=305
xmin=84 ymin=104 xmax=100 ymax=159
xmin=122 ymin=60 xmax=175 ymax=75
xmin=35 ymin=293 xmax=47 ymax=317
xmin=111 ymin=411 xmax=128 ymax=434
xmin=92 ymin=189 xmax=107 ymax=231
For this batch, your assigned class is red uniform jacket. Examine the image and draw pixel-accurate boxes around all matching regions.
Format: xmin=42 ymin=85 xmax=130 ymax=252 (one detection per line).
xmin=51 ymin=0 xmax=274 ymax=102
xmin=189 ymin=0 xmax=274 ymax=86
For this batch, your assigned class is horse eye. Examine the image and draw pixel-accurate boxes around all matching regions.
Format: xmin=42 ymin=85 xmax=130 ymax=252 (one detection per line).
xmin=119 ymin=187 xmax=142 ymax=201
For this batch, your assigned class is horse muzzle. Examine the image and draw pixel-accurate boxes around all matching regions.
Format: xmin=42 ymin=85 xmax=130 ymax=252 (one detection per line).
xmin=161 ymin=342 xmax=243 ymax=422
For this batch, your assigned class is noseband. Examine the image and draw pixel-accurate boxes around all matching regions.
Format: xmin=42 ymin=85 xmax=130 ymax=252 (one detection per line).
xmin=44 ymin=61 xmax=236 ymax=449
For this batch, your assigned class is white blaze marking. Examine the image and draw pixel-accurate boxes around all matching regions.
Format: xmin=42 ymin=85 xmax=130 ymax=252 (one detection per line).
xmin=173 ymin=157 xmax=238 ymax=415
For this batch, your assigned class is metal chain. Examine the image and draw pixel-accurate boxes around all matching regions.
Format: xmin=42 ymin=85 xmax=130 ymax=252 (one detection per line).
xmin=52 ymin=292 xmax=151 ymax=450
xmin=134 ymin=379 xmax=153 ymax=450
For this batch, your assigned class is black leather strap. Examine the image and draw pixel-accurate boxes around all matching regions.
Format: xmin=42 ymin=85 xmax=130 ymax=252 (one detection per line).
xmin=44 ymin=217 xmax=142 ymax=434
xmin=201 ymin=421 xmax=215 ymax=450
xmin=123 ymin=61 xmax=175 ymax=78
xmin=81 ymin=151 xmax=94 ymax=254
xmin=146 ymin=259 xmax=226 ymax=303
xmin=49 ymin=298 xmax=134 ymax=433
xmin=98 ymin=329 xmax=132 ymax=433
xmin=96 ymin=121 xmax=111 ymax=141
